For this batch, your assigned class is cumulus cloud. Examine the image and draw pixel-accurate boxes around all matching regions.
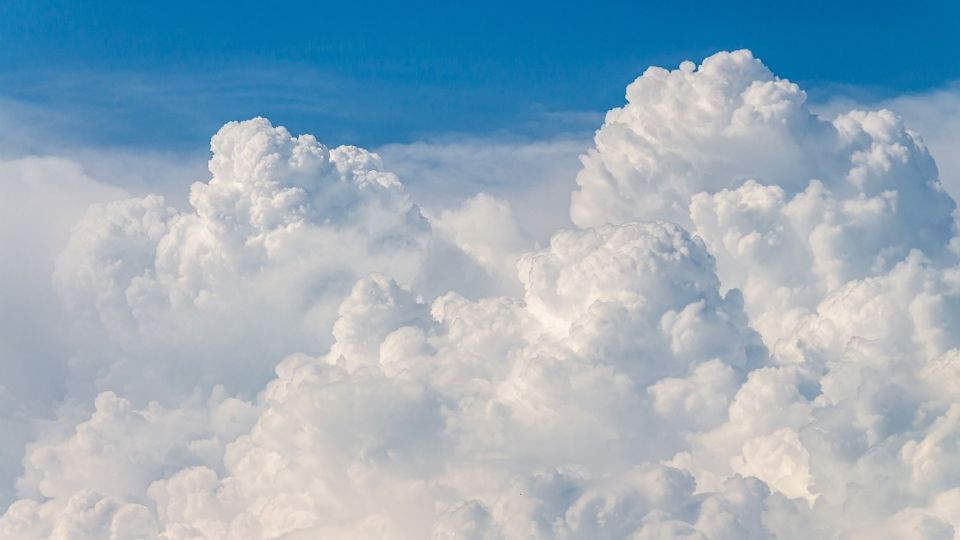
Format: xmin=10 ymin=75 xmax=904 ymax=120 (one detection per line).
xmin=572 ymin=50 xmax=956 ymax=345
xmin=814 ymin=83 xmax=960 ymax=202
xmin=4 ymin=49 xmax=960 ymax=539
xmin=51 ymin=117 xmax=438 ymax=400
xmin=377 ymin=137 xmax=587 ymax=243
xmin=0 ymin=157 xmax=127 ymax=503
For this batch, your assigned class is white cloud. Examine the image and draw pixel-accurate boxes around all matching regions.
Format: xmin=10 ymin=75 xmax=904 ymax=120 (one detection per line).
xmin=51 ymin=117 xmax=438 ymax=402
xmin=813 ymin=83 xmax=960 ymax=203
xmin=377 ymin=137 xmax=587 ymax=243
xmin=5 ymin=218 xmax=764 ymax=538
xmin=4 ymin=50 xmax=960 ymax=539
xmin=573 ymin=50 xmax=957 ymax=347
xmin=0 ymin=157 xmax=127 ymax=504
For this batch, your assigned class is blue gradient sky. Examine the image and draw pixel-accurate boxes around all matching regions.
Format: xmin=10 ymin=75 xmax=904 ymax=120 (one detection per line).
xmin=2 ymin=0 xmax=958 ymax=150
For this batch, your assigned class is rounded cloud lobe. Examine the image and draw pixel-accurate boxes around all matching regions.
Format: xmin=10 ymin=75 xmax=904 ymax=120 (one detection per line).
xmin=52 ymin=118 xmax=431 ymax=399
xmin=4 ymin=50 xmax=960 ymax=539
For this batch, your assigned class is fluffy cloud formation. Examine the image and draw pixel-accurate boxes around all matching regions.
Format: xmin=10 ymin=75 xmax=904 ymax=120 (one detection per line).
xmin=4 ymin=50 xmax=960 ymax=539
xmin=572 ymin=49 xmax=956 ymax=345
xmin=0 ymin=157 xmax=127 ymax=503
xmin=52 ymin=117 xmax=436 ymax=399
xmin=4 ymin=222 xmax=768 ymax=539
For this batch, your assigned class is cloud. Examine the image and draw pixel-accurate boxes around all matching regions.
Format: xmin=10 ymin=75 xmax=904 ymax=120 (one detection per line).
xmin=4 ymin=220 xmax=765 ymax=538
xmin=4 ymin=50 xmax=960 ymax=539
xmin=0 ymin=157 xmax=127 ymax=504
xmin=51 ymin=117 xmax=437 ymax=401
xmin=812 ymin=82 xmax=960 ymax=202
xmin=573 ymin=50 xmax=957 ymax=346
xmin=377 ymin=136 xmax=588 ymax=243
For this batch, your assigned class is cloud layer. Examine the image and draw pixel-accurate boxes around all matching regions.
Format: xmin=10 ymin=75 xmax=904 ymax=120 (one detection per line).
xmin=3 ymin=50 xmax=960 ymax=539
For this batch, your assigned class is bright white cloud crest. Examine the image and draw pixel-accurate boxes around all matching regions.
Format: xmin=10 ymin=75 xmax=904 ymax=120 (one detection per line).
xmin=3 ymin=50 xmax=960 ymax=539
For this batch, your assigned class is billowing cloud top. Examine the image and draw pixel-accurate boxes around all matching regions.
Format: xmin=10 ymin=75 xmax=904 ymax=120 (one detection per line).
xmin=53 ymin=118 xmax=430 ymax=398
xmin=573 ymin=49 xmax=956 ymax=345
xmin=4 ymin=50 xmax=960 ymax=539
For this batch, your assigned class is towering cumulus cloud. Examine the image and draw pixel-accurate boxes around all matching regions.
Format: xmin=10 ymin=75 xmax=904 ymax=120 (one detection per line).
xmin=571 ymin=50 xmax=956 ymax=345
xmin=52 ymin=118 xmax=431 ymax=399
xmin=3 ymin=50 xmax=960 ymax=539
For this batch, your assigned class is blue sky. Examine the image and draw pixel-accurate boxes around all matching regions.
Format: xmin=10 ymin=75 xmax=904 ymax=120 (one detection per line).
xmin=2 ymin=0 xmax=958 ymax=151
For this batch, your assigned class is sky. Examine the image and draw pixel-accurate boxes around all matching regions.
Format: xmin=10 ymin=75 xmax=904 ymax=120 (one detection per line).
xmin=1 ymin=0 xmax=958 ymax=150
xmin=5 ymin=3 xmax=960 ymax=539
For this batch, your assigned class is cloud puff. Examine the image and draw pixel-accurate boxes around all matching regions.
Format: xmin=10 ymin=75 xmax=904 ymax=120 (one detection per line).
xmin=5 ymin=219 xmax=766 ymax=539
xmin=4 ymin=50 xmax=960 ymax=539
xmin=572 ymin=49 xmax=956 ymax=346
xmin=52 ymin=117 xmax=434 ymax=400
xmin=0 ymin=157 xmax=127 ymax=503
